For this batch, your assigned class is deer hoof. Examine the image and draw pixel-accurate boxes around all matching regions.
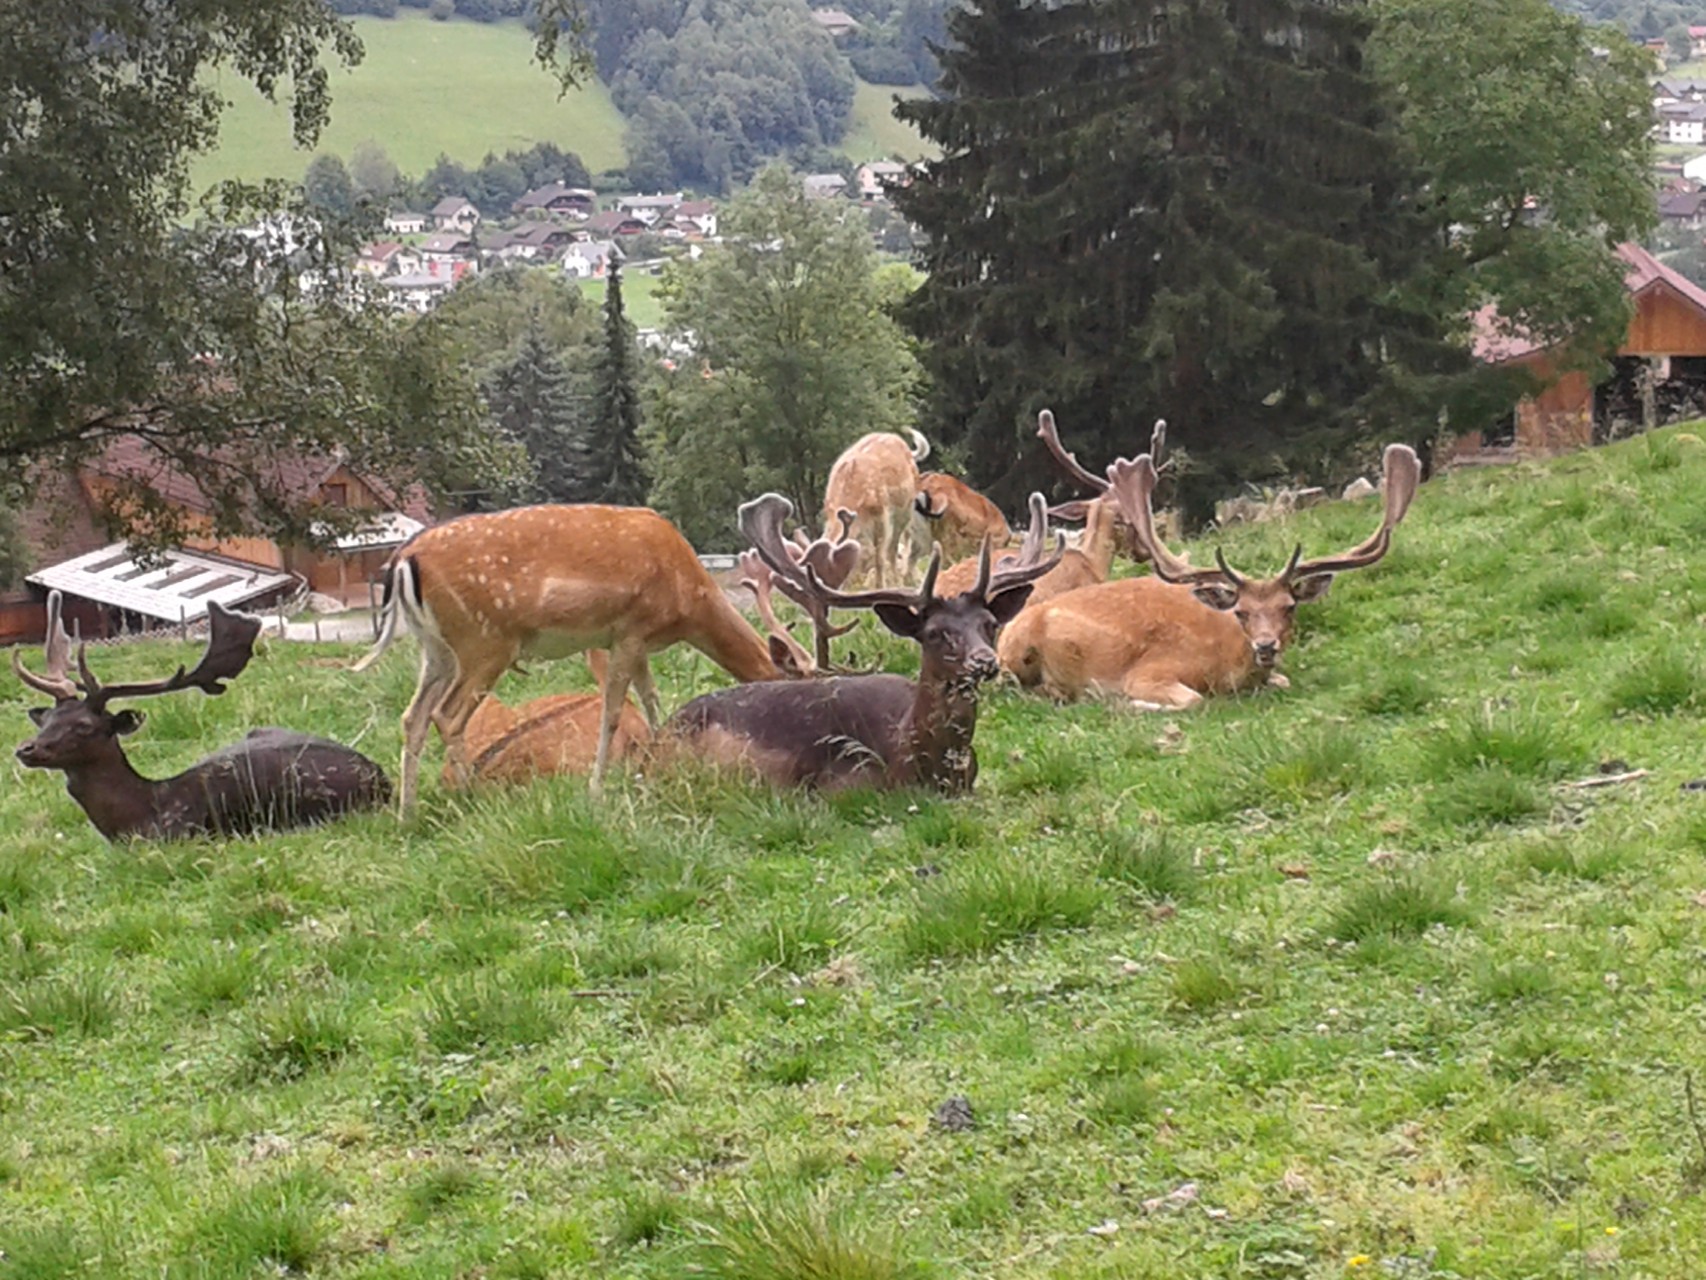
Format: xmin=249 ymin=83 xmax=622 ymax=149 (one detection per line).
xmin=1267 ymin=673 xmax=1291 ymax=690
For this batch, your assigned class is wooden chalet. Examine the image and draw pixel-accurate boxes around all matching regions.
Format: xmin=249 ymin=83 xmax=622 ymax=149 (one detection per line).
xmin=1457 ymin=243 xmax=1706 ymax=457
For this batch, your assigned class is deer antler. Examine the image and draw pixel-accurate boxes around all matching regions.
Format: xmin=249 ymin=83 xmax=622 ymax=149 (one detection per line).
xmin=79 ymin=601 xmax=263 ymax=712
xmin=1010 ymin=493 xmax=1050 ymax=569
xmin=738 ymin=494 xmax=862 ymax=670
xmin=11 ymin=590 xmax=78 ymax=701
xmin=1288 ymin=444 xmax=1422 ymax=579
xmin=1036 ymin=409 xmax=1108 ymax=495
xmin=737 ymin=549 xmax=815 ymax=674
xmin=1106 ymin=453 xmax=1227 ymax=586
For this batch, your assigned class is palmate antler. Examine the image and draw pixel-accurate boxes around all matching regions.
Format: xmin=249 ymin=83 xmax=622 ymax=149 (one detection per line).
xmin=1107 ymin=443 xmax=1422 ymax=588
xmin=79 ymin=602 xmax=264 ymax=712
xmin=11 ymin=590 xmax=77 ymax=701
xmin=803 ymin=525 xmax=1063 ymax=613
xmin=738 ymin=495 xmax=863 ymax=671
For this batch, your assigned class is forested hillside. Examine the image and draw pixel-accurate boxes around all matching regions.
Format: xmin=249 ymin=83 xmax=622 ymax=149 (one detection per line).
xmin=1552 ymin=0 xmax=1706 ymax=32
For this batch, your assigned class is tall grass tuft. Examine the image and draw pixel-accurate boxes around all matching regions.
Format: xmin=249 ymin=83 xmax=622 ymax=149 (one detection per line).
xmin=0 ymin=847 xmax=43 ymax=913
xmin=1093 ymin=828 xmax=1199 ymax=904
xmin=696 ymin=1192 xmax=936 ymax=1280
xmin=1168 ymin=956 xmax=1242 ymax=1013
xmin=164 ymin=945 xmax=263 ymax=1016
xmin=1228 ymin=721 xmax=1364 ymax=805
xmin=612 ymin=1186 xmax=686 ymax=1248
xmin=401 ymin=1159 xmax=483 ymax=1224
xmin=899 ymin=857 xmax=1099 ymax=960
xmin=176 ymin=1169 xmax=333 ymax=1278
xmin=1605 ymin=648 xmax=1702 ymax=716
xmin=237 ymin=991 xmax=357 ymax=1081
xmin=0 ymin=1223 xmax=92 ymax=1279
xmin=1328 ymin=873 xmax=1472 ymax=943
xmin=1425 ymin=768 xmax=1547 ymax=832
xmin=740 ymin=899 xmax=843 ymax=971
xmin=420 ymin=971 xmax=559 ymax=1054
xmin=1355 ymin=668 xmax=1436 ymax=716
xmin=0 ymin=967 xmax=119 ymax=1040
xmin=1424 ymin=706 xmax=1578 ymax=780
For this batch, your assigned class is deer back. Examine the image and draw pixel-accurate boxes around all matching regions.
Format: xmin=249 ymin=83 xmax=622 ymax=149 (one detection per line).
xmin=453 ymin=692 xmax=650 ymax=785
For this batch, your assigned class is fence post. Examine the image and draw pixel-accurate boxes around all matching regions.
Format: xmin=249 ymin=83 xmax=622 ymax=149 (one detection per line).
xmin=369 ymin=578 xmax=380 ymax=640
xmin=314 ymin=616 xmax=322 ymax=644
xmin=179 ymin=606 xmax=187 ymax=643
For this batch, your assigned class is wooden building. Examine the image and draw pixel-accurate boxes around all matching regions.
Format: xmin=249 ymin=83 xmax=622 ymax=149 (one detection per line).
xmin=1459 ymin=243 xmax=1706 ymax=457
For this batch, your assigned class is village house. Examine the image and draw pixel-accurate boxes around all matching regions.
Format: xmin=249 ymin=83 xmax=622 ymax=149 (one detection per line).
xmin=811 ymin=8 xmax=860 ymax=37
xmin=856 ymin=161 xmax=910 ymax=202
xmin=560 ymin=240 xmax=619 ymax=278
xmin=382 ymin=260 xmax=474 ymax=313
xmin=1691 ymin=25 xmax=1706 ymax=60
xmin=430 ymin=196 xmax=482 ymax=234
xmin=485 ymin=223 xmax=578 ymax=262
xmin=512 ymin=183 xmax=598 ymax=219
xmin=614 ymin=193 xmax=684 ymax=225
xmin=2 ymin=440 xmax=432 ymax=643
xmin=355 ymin=241 xmax=421 ymax=278
xmin=1658 ymin=187 xmax=1706 ymax=227
xmin=1459 ymin=243 xmax=1706 ymax=458
xmin=1660 ymin=101 xmax=1706 ymax=145
xmin=584 ymin=210 xmax=650 ymax=237
xmin=673 ymin=199 xmax=719 ymax=238
xmin=802 ymin=172 xmax=848 ymax=199
xmin=418 ymin=230 xmax=480 ymax=266
xmin=382 ymin=209 xmax=429 ymax=235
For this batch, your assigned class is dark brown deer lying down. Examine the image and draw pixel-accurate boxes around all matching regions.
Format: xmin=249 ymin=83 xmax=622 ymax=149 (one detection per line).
xmin=665 ymin=494 xmax=1061 ymax=793
xmin=12 ymin=593 xmax=391 ymax=841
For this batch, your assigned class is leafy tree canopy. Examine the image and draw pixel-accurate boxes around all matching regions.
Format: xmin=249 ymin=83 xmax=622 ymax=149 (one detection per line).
xmin=644 ymin=165 xmax=922 ymax=548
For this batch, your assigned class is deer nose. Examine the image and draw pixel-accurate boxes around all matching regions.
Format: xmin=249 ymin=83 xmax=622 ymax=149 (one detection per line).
xmin=15 ymin=742 xmax=41 ymax=766
xmin=1253 ymin=641 xmax=1279 ymax=663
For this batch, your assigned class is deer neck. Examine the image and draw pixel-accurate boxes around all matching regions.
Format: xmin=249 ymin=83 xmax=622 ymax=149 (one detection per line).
xmin=895 ymin=657 xmax=982 ymax=792
xmin=689 ymin=586 xmax=784 ymax=683
xmin=1081 ymin=501 xmax=1118 ymax=581
xmin=61 ymin=750 xmax=162 ymax=842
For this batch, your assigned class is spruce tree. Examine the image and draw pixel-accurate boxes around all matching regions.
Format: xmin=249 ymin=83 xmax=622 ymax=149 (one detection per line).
xmin=583 ymin=260 xmax=649 ymax=506
xmin=483 ymin=320 xmax=587 ymax=505
xmin=895 ymin=0 xmax=1466 ymax=522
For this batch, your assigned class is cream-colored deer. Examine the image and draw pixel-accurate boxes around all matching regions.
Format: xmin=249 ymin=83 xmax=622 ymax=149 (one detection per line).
xmin=354 ymin=505 xmax=804 ymax=812
xmin=823 ymin=429 xmax=931 ymax=587
xmin=998 ymin=443 xmax=1420 ymax=709
xmin=914 ymin=471 xmax=1010 ymax=562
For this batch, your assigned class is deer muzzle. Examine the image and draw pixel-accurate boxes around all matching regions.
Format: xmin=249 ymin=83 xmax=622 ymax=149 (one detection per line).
xmin=15 ymin=739 xmax=47 ymax=768
xmin=1252 ymin=640 xmax=1280 ymax=668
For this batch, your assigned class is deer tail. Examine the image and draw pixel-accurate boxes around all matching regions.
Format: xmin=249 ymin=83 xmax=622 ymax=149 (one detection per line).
xmin=349 ymin=555 xmax=421 ymax=672
xmin=907 ymin=428 xmax=931 ymax=463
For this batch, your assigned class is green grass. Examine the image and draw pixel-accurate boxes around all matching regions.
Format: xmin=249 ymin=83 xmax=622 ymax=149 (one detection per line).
xmin=191 ymin=11 xmax=628 ymax=193
xmin=577 ymin=269 xmax=666 ymax=329
xmin=4 ymin=427 xmax=1706 ymax=1276
xmin=842 ymin=80 xmax=937 ymax=164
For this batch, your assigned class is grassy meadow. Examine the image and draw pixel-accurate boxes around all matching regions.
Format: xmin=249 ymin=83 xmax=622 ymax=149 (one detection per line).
xmin=3 ymin=429 xmax=1706 ymax=1277
xmin=190 ymin=12 xmax=629 ymax=195
xmin=843 ymin=81 xmax=937 ymax=164
xmin=577 ymin=271 xmax=666 ymax=331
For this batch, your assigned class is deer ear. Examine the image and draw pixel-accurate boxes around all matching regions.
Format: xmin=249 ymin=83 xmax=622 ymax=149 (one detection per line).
xmin=1191 ymin=583 xmax=1240 ymax=612
xmin=1290 ymin=573 xmax=1335 ymax=604
xmin=872 ymin=602 xmax=922 ymax=639
xmin=985 ymin=584 xmax=1034 ymax=627
xmin=111 ymin=709 xmax=146 ymax=736
xmin=27 ymin=706 xmax=51 ymax=727
xmin=768 ymin=635 xmax=808 ymax=677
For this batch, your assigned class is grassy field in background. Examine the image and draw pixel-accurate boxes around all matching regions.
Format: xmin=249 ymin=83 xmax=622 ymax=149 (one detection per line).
xmin=577 ymin=271 xmax=666 ymax=331
xmin=190 ymin=11 xmax=629 ymax=195
xmin=4 ymin=429 xmax=1706 ymax=1277
xmin=843 ymin=80 xmax=937 ymax=165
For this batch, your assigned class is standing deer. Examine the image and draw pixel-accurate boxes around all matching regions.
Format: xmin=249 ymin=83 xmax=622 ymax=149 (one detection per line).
xmin=11 ymin=593 xmax=390 ymax=841
xmin=823 ymin=429 xmax=932 ymax=588
xmin=665 ymin=494 xmax=1060 ymax=793
xmin=353 ymin=505 xmax=805 ymax=813
xmin=998 ymin=443 xmax=1421 ymax=708
xmin=914 ymin=472 xmax=1010 ymax=563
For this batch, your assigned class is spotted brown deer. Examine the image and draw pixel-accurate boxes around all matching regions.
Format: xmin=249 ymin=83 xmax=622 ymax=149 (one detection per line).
xmin=12 ymin=593 xmax=390 ymax=840
xmin=665 ymin=494 xmax=1060 ymax=793
xmin=353 ymin=505 xmax=806 ymax=812
xmin=998 ymin=443 xmax=1421 ymax=709
xmin=823 ymin=429 xmax=931 ymax=587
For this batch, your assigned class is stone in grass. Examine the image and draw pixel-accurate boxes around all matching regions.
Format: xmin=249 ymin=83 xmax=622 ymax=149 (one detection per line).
xmin=931 ymin=1096 xmax=975 ymax=1133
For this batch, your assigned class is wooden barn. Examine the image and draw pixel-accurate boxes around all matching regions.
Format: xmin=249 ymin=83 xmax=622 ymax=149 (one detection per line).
xmin=1458 ymin=243 xmax=1706 ymax=458
xmin=1 ymin=438 xmax=429 ymax=646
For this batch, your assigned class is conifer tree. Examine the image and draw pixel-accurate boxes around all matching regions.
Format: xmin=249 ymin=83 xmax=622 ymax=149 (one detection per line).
xmin=583 ymin=260 xmax=649 ymax=506
xmin=483 ymin=320 xmax=587 ymax=505
xmin=895 ymin=0 xmax=1466 ymax=522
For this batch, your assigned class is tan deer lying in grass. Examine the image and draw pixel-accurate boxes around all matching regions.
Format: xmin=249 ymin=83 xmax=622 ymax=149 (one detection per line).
xmin=666 ymin=494 xmax=1059 ymax=792
xmin=354 ymin=505 xmax=806 ymax=812
xmin=998 ymin=443 xmax=1420 ymax=709
xmin=823 ymin=429 xmax=931 ymax=587
xmin=914 ymin=471 xmax=1010 ymax=562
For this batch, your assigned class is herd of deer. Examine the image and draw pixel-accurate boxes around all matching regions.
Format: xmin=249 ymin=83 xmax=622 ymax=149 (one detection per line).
xmin=9 ymin=413 xmax=1420 ymax=841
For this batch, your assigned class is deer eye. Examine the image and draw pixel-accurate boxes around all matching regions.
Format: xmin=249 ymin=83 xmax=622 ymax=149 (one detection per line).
xmin=1234 ymin=610 xmax=1250 ymax=622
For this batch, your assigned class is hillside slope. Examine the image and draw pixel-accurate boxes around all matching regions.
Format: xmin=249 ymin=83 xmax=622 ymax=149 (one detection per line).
xmin=2 ymin=430 xmax=1704 ymax=1276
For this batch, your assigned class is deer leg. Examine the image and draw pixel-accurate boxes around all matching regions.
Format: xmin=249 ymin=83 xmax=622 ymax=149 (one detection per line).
xmin=591 ymin=643 xmax=644 ymax=795
xmin=432 ymin=651 xmax=514 ymax=790
xmin=399 ymin=642 xmax=457 ymax=815
xmin=630 ymin=657 xmax=663 ymax=730
xmin=1121 ymin=672 xmax=1203 ymax=713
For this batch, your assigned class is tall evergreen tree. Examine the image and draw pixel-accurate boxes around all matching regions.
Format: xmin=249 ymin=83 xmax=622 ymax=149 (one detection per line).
xmin=894 ymin=0 xmax=1467 ymax=522
xmin=583 ymin=261 xmax=649 ymax=506
xmin=483 ymin=321 xmax=587 ymax=506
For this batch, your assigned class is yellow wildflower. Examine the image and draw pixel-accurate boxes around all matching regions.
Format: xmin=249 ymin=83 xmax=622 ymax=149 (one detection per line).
xmin=1347 ymin=1257 xmax=1372 ymax=1269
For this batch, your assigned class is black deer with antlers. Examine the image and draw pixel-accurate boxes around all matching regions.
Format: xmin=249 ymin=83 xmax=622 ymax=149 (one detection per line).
xmin=12 ymin=593 xmax=391 ymax=841
xmin=666 ymin=494 xmax=1060 ymax=793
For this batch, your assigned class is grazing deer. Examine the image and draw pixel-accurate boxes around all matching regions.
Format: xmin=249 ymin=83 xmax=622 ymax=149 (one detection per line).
xmin=823 ymin=429 xmax=931 ymax=588
xmin=353 ymin=505 xmax=804 ymax=813
xmin=12 ymin=593 xmax=390 ymax=841
xmin=448 ymin=652 xmax=650 ymax=787
xmin=998 ymin=443 xmax=1421 ymax=709
xmin=914 ymin=471 xmax=1011 ymax=562
xmin=665 ymin=494 xmax=1060 ymax=793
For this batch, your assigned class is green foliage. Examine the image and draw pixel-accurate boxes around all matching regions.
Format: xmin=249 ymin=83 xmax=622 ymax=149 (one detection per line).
xmin=896 ymin=0 xmax=1465 ymax=522
xmin=1328 ymin=873 xmax=1473 ymax=942
xmin=899 ymin=856 xmax=1099 ymax=960
xmin=1369 ymin=0 xmax=1655 ymax=369
xmin=482 ymin=320 xmax=591 ymax=506
xmin=302 ymin=153 xmax=358 ymax=216
xmin=582 ymin=261 xmax=650 ymax=505
xmin=644 ymin=165 xmax=923 ymax=547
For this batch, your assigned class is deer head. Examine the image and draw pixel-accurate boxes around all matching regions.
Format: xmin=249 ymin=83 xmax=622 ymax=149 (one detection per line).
xmin=14 ymin=593 xmax=262 ymax=770
xmin=1108 ymin=444 xmax=1421 ymax=670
